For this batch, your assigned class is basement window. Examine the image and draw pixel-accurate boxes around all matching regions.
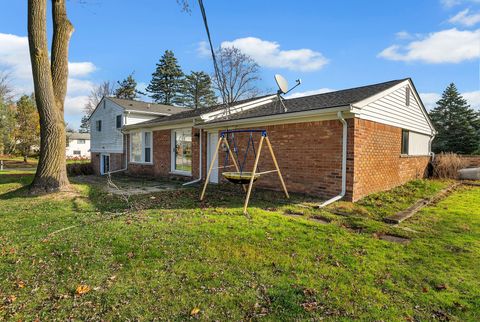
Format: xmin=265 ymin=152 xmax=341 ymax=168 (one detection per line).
xmin=401 ymin=129 xmax=409 ymax=155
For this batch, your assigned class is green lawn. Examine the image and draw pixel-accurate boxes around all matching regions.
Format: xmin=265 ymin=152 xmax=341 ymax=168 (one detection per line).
xmin=0 ymin=172 xmax=479 ymax=320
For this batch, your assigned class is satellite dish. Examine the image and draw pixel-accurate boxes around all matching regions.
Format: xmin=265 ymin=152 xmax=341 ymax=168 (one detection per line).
xmin=274 ymin=74 xmax=289 ymax=94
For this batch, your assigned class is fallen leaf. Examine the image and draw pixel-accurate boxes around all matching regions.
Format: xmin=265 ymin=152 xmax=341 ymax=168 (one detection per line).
xmin=76 ymin=284 xmax=91 ymax=295
xmin=7 ymin=295 xmax=16 ymax=303
xmin=422 ymin=286 xmax=428 ymax=293
xmin=436 ymin=284 xmax=447 ymax=291
xmin=17 ymin=280 xmax=25 ymax=289
xmin=127 ymin=252 xmax=134 ymax=259
xmin=190 ymin=307 xmax=200 ymax=316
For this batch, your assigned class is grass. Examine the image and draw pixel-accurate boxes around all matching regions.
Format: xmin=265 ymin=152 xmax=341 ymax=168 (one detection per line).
xmin=0 ymin=172 xmax=479 ymax=320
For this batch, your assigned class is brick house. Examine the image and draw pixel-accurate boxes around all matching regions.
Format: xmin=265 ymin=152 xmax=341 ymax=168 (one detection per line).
xmin=92 ymin=78 xmax=436 ymax=202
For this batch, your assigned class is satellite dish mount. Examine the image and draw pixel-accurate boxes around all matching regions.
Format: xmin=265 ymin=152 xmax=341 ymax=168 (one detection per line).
xmin=274 ymin=74 xmax=302 ymax=112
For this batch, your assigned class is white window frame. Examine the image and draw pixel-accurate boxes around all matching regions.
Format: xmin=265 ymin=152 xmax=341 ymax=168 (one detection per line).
xmin=129 ymin=130 xmax=153 ymax=164
xmin=171 ymin=128 xmax=192 ymax=176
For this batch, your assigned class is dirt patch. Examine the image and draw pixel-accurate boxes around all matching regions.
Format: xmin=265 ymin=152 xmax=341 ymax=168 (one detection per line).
xmin=378 ymin=234 xmax=410 ymax=244
xmin=310 ymin=216 xmax=330 ymax=224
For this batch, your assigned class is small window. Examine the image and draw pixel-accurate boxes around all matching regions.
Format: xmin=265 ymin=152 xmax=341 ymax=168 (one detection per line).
xmin=406 ymin=87 xmax=410 ymax=106
xmin=73 ymin=150 xmax=81 ymax=155
xmin=116 ymin=115 xmax=122 ymax=128
xmin=144 ymin=132 xmax=152 ymax=163
xmin=401 ymin=129 xmax=409 ymax=155
xmin=96 ymin=120 xmax=102 ymax=132
xmin=77 ymin=139 xmax=86 ymax=144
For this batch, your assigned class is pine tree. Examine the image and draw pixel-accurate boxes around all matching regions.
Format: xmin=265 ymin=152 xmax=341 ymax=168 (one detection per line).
xmin=114 ymin=73 xmax=143 ymax=100
xmin=15 ymin=95 xmax=40 ymax=161
xmin=179 ymin=71 xmax=217 ymax=109
xmin=79 ymin=115 xmax=90 ymax=133
xmin=146 ymin=50 xmax=184 ymax=105
xmin=429 ymin=83 xmax=480 ymax=154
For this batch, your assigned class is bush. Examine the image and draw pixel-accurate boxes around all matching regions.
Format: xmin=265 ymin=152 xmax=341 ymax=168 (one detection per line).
xmin=67 ymin=162 xmax=94 ymax=176
xmin=431 ymin=153 xmax=466 ymax=179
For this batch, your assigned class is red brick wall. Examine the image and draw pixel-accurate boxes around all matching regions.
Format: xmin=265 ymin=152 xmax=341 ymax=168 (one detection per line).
xmin=352 ymin=119 xmax=430 ymax=201
xmin=91 ymin=152 xmax=124 ymax=175
xmin=209 ymin=120 xmax=354 ymax=199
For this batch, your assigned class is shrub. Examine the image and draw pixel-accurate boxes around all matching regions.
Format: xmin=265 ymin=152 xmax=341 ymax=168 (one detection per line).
xmin=431 ymin=153 xmax=466 ymax=179
xmin=67 ymin=162 xmax=94 ymax=176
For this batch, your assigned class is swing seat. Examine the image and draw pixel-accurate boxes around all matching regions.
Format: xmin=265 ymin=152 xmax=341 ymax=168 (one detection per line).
xmin=222 ymin=172 xmax=260 ymax=184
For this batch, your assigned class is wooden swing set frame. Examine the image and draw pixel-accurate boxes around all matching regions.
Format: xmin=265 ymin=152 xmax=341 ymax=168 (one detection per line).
xmin=200 ymin=130 xmax=289 ymax=214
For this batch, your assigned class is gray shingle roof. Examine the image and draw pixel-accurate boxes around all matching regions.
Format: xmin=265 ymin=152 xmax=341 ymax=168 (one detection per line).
xmin=108 ymin=97 xmax=188 ymax=115
xmin=205 ymin=79 xmax=407 ymax=124
xmin=126 ymin=79 xmax=407 ymax=128
xmin=67 ymin=132 xmax=90 ymax=140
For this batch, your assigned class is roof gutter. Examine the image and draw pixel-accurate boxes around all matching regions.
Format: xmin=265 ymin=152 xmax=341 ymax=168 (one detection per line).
xmin=124 ymin=110 xmax=173 ymax=116
xmin=318 ymin=111 xmax=348 ymax=208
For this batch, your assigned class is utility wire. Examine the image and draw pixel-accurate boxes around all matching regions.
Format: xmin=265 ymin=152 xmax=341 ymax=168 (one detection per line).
xmin=197 ymin=0 xmax=228 ymax=110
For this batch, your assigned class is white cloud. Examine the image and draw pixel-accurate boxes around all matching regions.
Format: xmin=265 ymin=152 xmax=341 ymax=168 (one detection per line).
xmin=420 ymin=90 xmax=480 ymax=110
xmin=463 ymin=90 xmax=480 ymax=109
xmin=220 ymin=37 xmax=329 ymax=72
xmin=441 ymin=0 xmax=480 ymax=7
xmin=395 ymin=31 xmax=413 ymax=39
xmin=0 ymin=33 xmax=98 ymax=129
xmin=197 ymin=41 xmax=211 ymax=57
xmin=379 ymin=28 xmax=480 ymax=63
xmin=419 ymin=92 xmax=441 ymax=109
xmin=69 ymin=62 xmax=96 ymax=77
xmin=449 ymin=9 xmax=480 ymax=26
xmin=286 ymin=88 xmax=335 ymax=99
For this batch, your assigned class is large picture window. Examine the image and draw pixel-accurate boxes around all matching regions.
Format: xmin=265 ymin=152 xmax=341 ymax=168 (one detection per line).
xmin=130 ymin=131 xmax=152 ymax=163
xmin=172 ymin=128 xmax=192 ymax=174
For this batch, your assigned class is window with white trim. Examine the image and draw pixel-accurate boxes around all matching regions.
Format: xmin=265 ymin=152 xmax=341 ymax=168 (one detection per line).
xmin=171 ymin=128 xmax=192 ymax=174
xmin=130 ymin=131 xmax=153 ymax=163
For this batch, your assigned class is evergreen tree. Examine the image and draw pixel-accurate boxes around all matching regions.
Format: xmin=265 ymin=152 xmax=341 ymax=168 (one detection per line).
xmin=114 ymin=73 xmax=143 ymax=100
xmin=179 ymin=71 xmax=217 ymax=109
xmin=146 ymin=50 xmax=184 ymax=105
xmin=429 ymin=83 xmax=480 ymax=154
xmin=15 ymin=95 xmax=40 ymax=161
xmin=79 ymin=115 xmax=90 ymax=133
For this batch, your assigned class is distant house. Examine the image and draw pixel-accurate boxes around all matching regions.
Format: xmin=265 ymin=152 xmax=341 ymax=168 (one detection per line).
xmin=89 ymin=97 xmax=187 ymax=174
xmin=66 ymin=132 xmax=91 ymax=158
xmin=91 ymin=78 xmax=436 ymax=202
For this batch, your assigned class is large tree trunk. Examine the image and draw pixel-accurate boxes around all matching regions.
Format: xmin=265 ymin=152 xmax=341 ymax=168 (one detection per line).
xmin=28 ymin=0 xmax=72 ymax=193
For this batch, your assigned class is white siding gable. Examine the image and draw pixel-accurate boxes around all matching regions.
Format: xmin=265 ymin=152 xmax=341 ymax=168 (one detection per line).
xmin=354 ymin=80 xmax=434 ymax=136
xmin=90 ymin=98 xmax=125 ymax=153
xmin=90 ymin=98 xmax=163 ymax=153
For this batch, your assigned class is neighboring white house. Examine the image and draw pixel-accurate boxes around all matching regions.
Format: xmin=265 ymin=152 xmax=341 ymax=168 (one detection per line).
xmin=89 ymin=97 xmax=187 ymax=174
xmin=66 ymin=132 xmax=91 ymax=158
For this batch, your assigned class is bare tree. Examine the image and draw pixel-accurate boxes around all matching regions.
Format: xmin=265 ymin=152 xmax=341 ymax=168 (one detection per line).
xmin=212 ymin=47 xmax=261 ymax=104
xmin=84 ymin=81 xmax=114 ymax=115
xmin=28 ymin=0 xmax=73 ymax=193
xmin=0 ymin=71 xmax=13 ymax=102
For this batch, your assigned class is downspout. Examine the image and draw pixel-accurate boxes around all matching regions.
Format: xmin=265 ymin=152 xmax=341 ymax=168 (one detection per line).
xmin=318 ymin=111 xmax=348 ymax=207
xmin=183 ymin=127 xmax=203 ymax=186
xmin=429 ymin=133 xmax=436 ymax=161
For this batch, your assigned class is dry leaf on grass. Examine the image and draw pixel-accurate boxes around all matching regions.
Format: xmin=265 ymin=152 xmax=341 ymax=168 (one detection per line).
xmin=17 ymin=280 xmax=25 ymax=288
xmin=76 ymin=284 xmax=91 ymax=295
xmin=190 ymin=307 xmax=200 ymax=316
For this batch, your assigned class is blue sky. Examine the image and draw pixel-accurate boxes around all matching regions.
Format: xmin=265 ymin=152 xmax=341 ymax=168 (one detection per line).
xmin=0 ymin=0 xmax=479 ymax=129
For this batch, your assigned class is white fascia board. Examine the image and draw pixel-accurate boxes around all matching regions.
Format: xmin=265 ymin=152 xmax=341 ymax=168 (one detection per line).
xmin=200 ymin=95 xmax=277 ymax=122
xmin=353 ymin=80 xmax=410 ymax=108
xmin=124 ymin=110 xmax=172 ymax=116
xmin=198 ymin=105 xmax=352 ymax=130
xmin=91 ymin=148 xmax=123 ymax=154
xmin=124 ymin=121 xmax=194 ymax=133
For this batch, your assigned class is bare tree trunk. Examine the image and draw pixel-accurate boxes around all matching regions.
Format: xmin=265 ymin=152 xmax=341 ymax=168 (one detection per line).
xmin=28 ymin=0 xmax=71 ymax=193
